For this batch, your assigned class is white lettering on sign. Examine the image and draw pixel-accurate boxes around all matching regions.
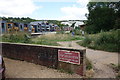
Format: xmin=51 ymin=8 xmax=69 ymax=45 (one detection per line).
xmin=58 ymin=50 xmax=80 ymax=65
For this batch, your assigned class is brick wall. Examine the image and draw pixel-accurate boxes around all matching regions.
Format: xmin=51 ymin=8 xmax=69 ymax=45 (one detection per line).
xmin=1 ymin=42 xmax=86 ymax=76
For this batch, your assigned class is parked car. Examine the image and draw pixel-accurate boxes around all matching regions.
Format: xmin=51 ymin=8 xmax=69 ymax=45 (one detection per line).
xmin=0 ymin=55 xmax=5 ymax=80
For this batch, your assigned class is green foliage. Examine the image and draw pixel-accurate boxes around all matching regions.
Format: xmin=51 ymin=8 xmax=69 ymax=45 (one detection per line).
xmin=47 ymin=20 xmax=61 ymax=26
xmin=81 ymin=36 xmax=92 ymax=46
xmin=86 ymin=7 xmax=115 ymax=33
xmin=56 ymin=30 xmax=65 ymax=34
xmin=78 ymin=29 xmax=120 ymax=52
xmin=1 ymin=31 xmax=84 ymax=46
xmin=31 ymin=34 xmax=84 ymax=46
xmin=114 ymin=18 xmax=120 ymax=29
xmin=2 ymin=32 xmax=32 ymax=43
xmin=1 ymin=17 xmax=37 ymax=23
xmin=73 ymin=29 xmax=81 ymax=35
xmin=58 ymin=68 xmax=74 ymax=75
xmin=67 ymin=70 xmax=74 ymax=74
xmin=2 ymin=32 xmax=84 ymax=46
xmin=34 ymin=39 xmax=59 ymax=46
xmin=86 ymin=2 xmax=120 ymax=34
xmin=86 ymin=58 xmax=93 ymax=70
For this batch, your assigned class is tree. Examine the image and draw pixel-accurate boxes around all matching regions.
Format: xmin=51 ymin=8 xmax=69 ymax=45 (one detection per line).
xmin=1 ymin=17 xmax=37 ymax=23
xmin=85 ymin=2 xmax=120 ymax=34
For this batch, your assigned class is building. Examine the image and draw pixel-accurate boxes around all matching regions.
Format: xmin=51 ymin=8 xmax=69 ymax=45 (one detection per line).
xmin=30 ymin=21 xmax=59 ymax=33
xmin=13 ymin=23 xmax=19 ymax=31
xmin=80 ymin=24 xmax=85 ymax=30
xmin=0 ymin=20 xmax=7 ymax=33
xmin=19 ymin=23 xmax=24 ymax=31
xmin=0 ymin=20 xmax=59 ymax=33
xmin=6 ymin=22 xmax=14 ymax=32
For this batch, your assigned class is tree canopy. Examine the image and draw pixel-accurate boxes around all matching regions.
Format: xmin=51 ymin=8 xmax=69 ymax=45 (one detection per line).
xmin=0 ymin=17 xmax=37 ymax=23
xmin=85 ymin=2 xmax=120 ymax=34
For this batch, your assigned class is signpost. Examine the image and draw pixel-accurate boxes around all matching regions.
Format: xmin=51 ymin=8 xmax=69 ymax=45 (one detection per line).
xmin=58 ymin=50 xmax=80 ymax=65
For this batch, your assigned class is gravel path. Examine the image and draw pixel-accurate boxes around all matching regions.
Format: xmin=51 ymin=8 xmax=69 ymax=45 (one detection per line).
xmin=4 ymin=57 xmax=81 ymax=78
xmin=57 ymin=41 xmax=118 ymax=78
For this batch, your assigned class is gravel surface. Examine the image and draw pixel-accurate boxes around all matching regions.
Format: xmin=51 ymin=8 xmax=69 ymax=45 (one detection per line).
xmin=4 ymin=58 xmax=81 ymax=78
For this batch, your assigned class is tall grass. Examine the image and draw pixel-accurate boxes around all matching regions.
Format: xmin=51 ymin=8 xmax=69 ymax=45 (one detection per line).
xmin=2 ymin=32 xmax=84 ymax=46
xmin=2 ymin=32 xmax=32 ymax=43
xmin=78 ymin=29 xmax=120 ymax=52
xmin=32 ymin=34 xmax=84 ymax=46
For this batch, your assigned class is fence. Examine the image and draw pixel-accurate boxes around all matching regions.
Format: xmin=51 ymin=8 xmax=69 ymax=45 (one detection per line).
xmin=1 ymin=42 xmax=86 ymax=76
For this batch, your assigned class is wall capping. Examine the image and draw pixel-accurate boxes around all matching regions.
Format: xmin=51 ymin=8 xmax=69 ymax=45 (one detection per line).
xmin=0 ymin=42 xmax=86 ymax=51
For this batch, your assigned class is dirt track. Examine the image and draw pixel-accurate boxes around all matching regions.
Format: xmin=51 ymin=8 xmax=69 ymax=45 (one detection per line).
xmin=58 ymin=41 xmax=118 ymax=78
xmin=4 ymin=58 xmax=81 ymax=78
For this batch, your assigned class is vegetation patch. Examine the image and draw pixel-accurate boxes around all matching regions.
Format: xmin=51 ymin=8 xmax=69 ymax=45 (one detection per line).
xmin=86 ymin=58 xmax=93 ymax=70
xmin=1 ymin=32 xmax=84 ymax=46
xmin=78 ymin=29 xmax=120 ymax=52
xmin=109 ymin=63 xmax=120 ymax=78
xmin=58 ymin=68 xmax=74 ymax=75
xmin=85 ymin=58 xmax=94 ymax=78
xmin=31 ymin=33 xmax=84 ymax=46
xmin=1 ymin=32 xmax=32 ymax=43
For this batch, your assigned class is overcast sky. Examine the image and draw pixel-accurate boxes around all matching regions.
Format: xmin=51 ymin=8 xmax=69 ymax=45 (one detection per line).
xmin=0 ymin=0 xmax=89 ymax=20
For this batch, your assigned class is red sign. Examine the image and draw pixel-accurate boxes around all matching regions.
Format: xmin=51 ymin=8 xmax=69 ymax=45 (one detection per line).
xmin=58 ymin=50 xmax=80 ymax=65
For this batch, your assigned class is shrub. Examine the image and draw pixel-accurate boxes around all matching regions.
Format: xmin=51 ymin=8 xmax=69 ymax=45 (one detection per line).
xmin=2 ymin=32 xmax=84 ymax=46
xmin=56 ymin=30 xmax=65 ymax=34
xmin=78 ymin=29 xmax=119 ymax=52
xmin=86 ymin=58 xmax=93 ymax=70
xmin=74 ymin=29 xmax=82 ymax=35
xmin=82 ymin=36 xmax=92 ymax=46
xmin=2 ymin=32 xmax=32 ymax=43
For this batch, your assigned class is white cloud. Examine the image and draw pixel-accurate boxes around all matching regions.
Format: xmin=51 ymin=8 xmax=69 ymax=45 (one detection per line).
xmin=0 ymin=0 xmax=41 ymax=17
xmin=34 ymin=0 xmax=78 ymax=2
xmin=60 ymin=5 xmax=88 ymax=20
xmin=77 ymin=0 xmax=89 ymax=8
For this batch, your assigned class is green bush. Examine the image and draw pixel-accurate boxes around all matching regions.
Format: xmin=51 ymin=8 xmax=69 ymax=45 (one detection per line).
xmin=32 ymin=34 xmax=84 ymax=46
xmin=82 ymin=36 xmax=92 ymax=46
xmin=56 ymin=30 xmax=65 ymax=34
xmin=74 ymin=29 xmax=82 ymax=35
xmin=78 ymin=29 xmax=120 ymax=52
xmin=34 ymin=40 xmax=59 ymax=46
xmin=2 ymin=32 xmax=32 ymax=43
xmin=86 ymin=58 xmax=93 ymax=70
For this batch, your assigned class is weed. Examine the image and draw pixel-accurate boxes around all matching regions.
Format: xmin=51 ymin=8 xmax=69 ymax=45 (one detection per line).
xmin=31 ymin=34 xmax=84 ymax=46
xmin=58 ymin=68 xmax=74 ymax=75
xmin=78 ymin=29 xmax=120 ymax=52
xmin=109 ymin=63 xmax=120 ymax=78
xmin=86 ymin=58 xmax=93 ymax=70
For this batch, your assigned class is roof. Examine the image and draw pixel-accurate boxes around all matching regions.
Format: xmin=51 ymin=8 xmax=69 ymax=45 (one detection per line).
xmin=30 ymin=21 xmax=45 ymax=25
xmin=0 ymin=20 xmax=6 ymax=23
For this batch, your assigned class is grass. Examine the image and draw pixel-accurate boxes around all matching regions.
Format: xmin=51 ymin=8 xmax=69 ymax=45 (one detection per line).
xmin=31 ymin=33 xmax=84 ymax=46
xmin=0 ymin=36 xmax=2 ymax=42
xmin=86 ymin=58 xmax=93 ymax=70
xmin=58 ymin=68 xmax=74 ymax=75
xmin=1 ymin=32 xmax=32 ymax=43
xmin=85 ymin=58 xmax=94 ymax=78
xmin=78 ymin=29 xmax=120 ymax=52
xmin=1 ymin=32 xmax=84 ymax=46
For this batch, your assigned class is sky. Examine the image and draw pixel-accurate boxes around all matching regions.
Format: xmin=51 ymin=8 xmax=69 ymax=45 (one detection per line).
xmin=0 ymin=0 xmax=89 ymax=20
